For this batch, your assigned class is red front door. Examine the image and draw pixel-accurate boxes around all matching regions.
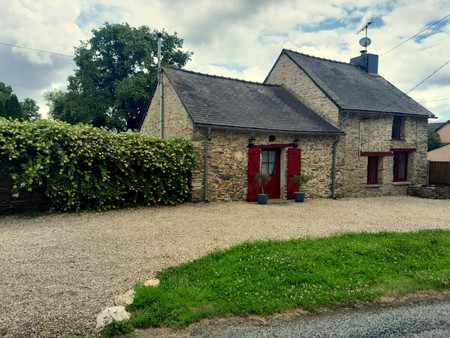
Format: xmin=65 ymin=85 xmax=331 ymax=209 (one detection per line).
xmin=260 ymin=149 xmax=281 ymax=199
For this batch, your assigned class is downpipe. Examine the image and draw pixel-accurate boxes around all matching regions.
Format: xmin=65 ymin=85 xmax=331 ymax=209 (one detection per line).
xmin=204 ymin=127 xmax=212 ymax=202
xmin=157 ymin=33 xmax=164 ymax=139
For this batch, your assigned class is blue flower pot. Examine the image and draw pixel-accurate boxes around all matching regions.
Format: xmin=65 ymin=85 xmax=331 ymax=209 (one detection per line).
xmin=294 ymin=192 xmax=305 ymax=202
xmin=257 ymin=194 xmax=269 ymax=204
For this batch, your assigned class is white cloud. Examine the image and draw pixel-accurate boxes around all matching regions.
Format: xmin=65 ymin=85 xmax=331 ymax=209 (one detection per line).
xmin=0 ymin=1 xmax=85 ymax=64
xmin=0 ymin=0 xmax=449 ymax=120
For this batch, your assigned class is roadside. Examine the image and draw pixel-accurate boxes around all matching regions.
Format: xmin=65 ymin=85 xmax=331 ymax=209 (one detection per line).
xmin=136 ymin=291 xmax=450 ymax=337
xmin=0 ymin=196 xmax=449 ymax=336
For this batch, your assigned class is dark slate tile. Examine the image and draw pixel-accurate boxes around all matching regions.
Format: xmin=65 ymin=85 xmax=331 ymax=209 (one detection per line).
xmin=284 ymin=50 xmax=433 ymax=117
xmin=164 ymin=67 xmax=340 ymax=134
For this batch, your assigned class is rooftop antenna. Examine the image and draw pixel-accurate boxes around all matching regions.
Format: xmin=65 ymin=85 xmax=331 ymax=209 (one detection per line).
xmin=357 ymin=20 xmax=372 ymax=53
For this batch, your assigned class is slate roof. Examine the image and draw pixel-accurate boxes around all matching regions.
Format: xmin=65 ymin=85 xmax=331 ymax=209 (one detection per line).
xmin=162 ymin=66 xmax=340 ymax=134
xmin=272 ymin=49 xmax=434 ymax=118
xmin=428 ymin=120 xmax=449 ymax=131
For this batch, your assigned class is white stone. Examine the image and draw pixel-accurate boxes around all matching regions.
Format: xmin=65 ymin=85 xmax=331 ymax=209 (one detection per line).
xmin=144 ymin=279 xmax=160 ymax=287
xmin=114 ymin=289 xmax=135 ymax=306
xmin=95 ymin=306 xmax=130 ymax=330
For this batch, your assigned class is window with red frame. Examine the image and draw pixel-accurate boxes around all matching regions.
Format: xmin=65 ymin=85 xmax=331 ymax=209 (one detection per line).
xmin=393 ymin=152 xmax=408 ymax=182
xmin=392 ymin=116 xmax=403 ymax=139
xmin=367 ymin=157 xmax=378 ymax=184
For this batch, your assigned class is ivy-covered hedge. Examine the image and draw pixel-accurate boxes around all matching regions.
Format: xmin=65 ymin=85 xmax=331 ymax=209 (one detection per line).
xmin=0 ymin=118 xmax=196 ymax=211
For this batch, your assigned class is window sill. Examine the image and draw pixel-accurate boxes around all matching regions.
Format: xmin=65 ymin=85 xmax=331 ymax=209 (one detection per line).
xmin=393 ymin=181 xmax=411 ymax=186
xmin=366 ymin=184 xmax=381 ymax=188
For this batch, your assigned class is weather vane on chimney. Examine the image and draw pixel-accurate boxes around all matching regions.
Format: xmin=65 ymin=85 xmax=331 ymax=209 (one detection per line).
xmin=357 ymin=20 xmax=372 ymax=53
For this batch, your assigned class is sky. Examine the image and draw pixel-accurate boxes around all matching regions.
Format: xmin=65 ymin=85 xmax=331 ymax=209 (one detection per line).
xmin=0 ymin=0 xmax=449 ymax=122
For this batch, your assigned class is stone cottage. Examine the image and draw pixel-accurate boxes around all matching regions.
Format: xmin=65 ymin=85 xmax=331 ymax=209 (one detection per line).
xmin=139 ymin=48 xmax=435 ymax=201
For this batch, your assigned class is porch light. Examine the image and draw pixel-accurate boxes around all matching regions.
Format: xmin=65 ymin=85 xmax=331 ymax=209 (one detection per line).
xmin=248 ymin=137 xmax=256 ymax=147
xmin=293 ymin=138 xmax=300 ymax=148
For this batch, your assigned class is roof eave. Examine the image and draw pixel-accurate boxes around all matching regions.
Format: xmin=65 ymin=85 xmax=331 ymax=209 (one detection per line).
xmin=340 ymin=108 xmax=435 ymax=119
xmin=435 ymin=120 xmax=450 ymax=131
xmin=193 ymin=123 xmax=341 ymax=136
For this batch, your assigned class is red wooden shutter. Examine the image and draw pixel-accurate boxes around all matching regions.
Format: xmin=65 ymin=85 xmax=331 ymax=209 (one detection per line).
xmin=247 ymin=147 xmax=261 ymax=201
xmin=287 ymin=148 xmax=301 ymax=199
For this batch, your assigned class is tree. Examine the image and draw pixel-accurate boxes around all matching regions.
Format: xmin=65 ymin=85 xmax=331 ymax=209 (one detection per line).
xmin=0 ymin=100 xmax=5 ymax=118
xmin=44 ymin=90 xmax=71 ymax=122
xmin=5 ymin=94 xmax=22 ymax=120
xmin=56 ymin=22 xmax=192 ymax=131
xmin=0 ymin=82 xmax=13 ymax=118
xmin=20 ymin=98 xmax=40 ymax=121
xmin=0 ymin=82 xmax=13 ymax=102
xmin=428 ymin=130 xmax=442 ymax=151
xmin=0 ymin=81 xmax=39 ymax=121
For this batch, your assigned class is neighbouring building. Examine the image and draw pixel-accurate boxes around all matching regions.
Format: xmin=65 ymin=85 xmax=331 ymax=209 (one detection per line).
xmin=429 ymin=120 xmax=450 ymax=145
xmin=428 ymin=121 xmax=450 ymax=162
xmin=140 ymin=48 xmax=435 ymax=201
xmin=427 ymin=144 xmax=450 ymax=162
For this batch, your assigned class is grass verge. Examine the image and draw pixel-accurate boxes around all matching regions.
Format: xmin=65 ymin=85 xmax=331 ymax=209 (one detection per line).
xmin=106 ymin=230 xmax=449 ymax=335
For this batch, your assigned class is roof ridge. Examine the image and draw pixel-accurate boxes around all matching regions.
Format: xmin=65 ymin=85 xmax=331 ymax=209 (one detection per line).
xmin=163 ymin=65 xmax=280 ymax=87
xmin=283 ymin=48 xmax=350 ymax=66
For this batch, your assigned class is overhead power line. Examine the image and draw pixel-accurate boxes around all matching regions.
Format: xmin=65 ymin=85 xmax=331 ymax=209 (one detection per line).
xmin=382 ymin=59 xmax=450 ymax=110
xmin=0 ymin=42 xmax=73 ymax=58
xmin=418 ymin=97 xmax=450 ymax=103
xmin=404 ymin=60 xmax=450 ymax=95
xmin=381 ymin=13 xmax=450 ymax=56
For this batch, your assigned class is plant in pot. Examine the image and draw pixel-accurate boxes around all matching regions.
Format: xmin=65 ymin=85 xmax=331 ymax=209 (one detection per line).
xmin=291 ymin=173 xmax=309 ymax=202
xmin=254 ymin=172 xmax=271 ymax=204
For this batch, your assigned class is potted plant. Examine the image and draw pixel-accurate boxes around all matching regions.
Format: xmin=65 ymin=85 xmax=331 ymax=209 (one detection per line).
xmin=291 ymin=173 xmax=309 ymax=202
xmin=254 ymin=172 xmax=271 ymax=204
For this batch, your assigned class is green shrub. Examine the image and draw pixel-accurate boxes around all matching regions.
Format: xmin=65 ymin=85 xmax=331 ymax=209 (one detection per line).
xmin=0 ymin=118 xmax=196 ymax=211
xmin=101 ymin=320 xmax=133 ymax=337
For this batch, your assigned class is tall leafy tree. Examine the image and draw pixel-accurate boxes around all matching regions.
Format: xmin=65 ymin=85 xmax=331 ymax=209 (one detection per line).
xmin=44 ymin=90 xmax=70 ymax=122
xmin=20 ymin=98 xmax=40 ymax=121
xmin=58 ymin=22 xmax=192 ymax=131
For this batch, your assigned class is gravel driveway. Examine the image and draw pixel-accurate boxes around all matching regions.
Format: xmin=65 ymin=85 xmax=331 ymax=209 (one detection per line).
xmin=1 ymin=196 xmax=449 ymax=337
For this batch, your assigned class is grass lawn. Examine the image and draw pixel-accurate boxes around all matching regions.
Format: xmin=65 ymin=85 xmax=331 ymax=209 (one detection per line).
xmin=105 ymin=230 xmax=449 ymax=335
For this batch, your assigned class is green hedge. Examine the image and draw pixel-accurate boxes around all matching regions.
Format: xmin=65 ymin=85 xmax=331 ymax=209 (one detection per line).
xmin=0 ymin=118 xmax=196 ymax=211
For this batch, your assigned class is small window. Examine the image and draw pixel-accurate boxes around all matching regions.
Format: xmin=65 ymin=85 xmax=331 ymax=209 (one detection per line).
xmin=392 ymin=116 xmax=403 ymax=140
xmin=393 ymin=152 xmax=408 ymax=182
xmin=367 ymin=157 xmax=378 ymax=184
xmin=261 ymin=150 xmax=277 ymax=174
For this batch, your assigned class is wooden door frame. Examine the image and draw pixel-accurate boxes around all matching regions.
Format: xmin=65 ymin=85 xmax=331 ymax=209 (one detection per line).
xmin=260 ymin=147 xmax=281 ymax=199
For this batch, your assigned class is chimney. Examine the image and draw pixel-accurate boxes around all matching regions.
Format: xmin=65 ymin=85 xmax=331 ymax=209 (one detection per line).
xmin=350 ymin=51 xmax=378 ymax=74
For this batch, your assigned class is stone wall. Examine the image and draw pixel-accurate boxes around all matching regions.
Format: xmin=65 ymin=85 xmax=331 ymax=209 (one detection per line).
xmin=140 ymin=73 xmax=195 ymax=139
xmin=407 ymin=185 xmax=450 ymax=199
xmin=334 ymin=114 xmax=429 ymax=197
xmin=190 ymin=129 xmax=336 ymax=201
xmin=266 ymin=54 xmax=340 ymax=127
